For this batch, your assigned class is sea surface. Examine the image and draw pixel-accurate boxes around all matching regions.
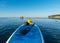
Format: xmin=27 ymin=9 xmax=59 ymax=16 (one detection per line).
xmin=0 ymin=17 xmax=60 ymax=43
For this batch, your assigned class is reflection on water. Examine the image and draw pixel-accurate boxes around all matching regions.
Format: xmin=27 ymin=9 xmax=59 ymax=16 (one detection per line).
xmin=0 ymin=17 xmax=60 ymax=43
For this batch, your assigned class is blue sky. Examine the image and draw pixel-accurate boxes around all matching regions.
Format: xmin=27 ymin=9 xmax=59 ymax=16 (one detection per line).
xmin=0 ymin=0 xmax=60 ymax=17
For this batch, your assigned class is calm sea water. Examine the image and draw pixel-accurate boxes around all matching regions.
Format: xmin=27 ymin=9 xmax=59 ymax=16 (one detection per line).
xmin=0 ymin=17 xmax=60 ymax=43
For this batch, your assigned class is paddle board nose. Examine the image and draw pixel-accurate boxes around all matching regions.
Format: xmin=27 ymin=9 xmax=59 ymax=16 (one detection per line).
xmin=6 ymin=24 xmax=44 ymax=43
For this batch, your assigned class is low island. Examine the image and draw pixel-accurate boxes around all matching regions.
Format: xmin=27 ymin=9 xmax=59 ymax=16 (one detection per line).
xmin=48 ymin=14 xmax=60 ymax=19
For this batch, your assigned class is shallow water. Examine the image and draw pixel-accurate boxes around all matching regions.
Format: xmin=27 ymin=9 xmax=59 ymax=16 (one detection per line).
xmin=0 ymin=17 xmax=60 ymax=43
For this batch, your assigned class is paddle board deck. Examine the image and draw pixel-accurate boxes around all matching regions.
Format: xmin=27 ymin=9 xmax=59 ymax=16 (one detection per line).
xmin=6 ymin=24 xmax=44 ymax=43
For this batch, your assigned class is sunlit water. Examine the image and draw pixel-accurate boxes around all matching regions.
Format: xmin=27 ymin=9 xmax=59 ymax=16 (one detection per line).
xmin=0 ymin=17 xmax=60 ymax=43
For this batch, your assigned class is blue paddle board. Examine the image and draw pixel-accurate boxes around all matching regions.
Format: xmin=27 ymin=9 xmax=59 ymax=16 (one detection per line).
xmin=6 ymin=24 xmax=44 ymax=43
